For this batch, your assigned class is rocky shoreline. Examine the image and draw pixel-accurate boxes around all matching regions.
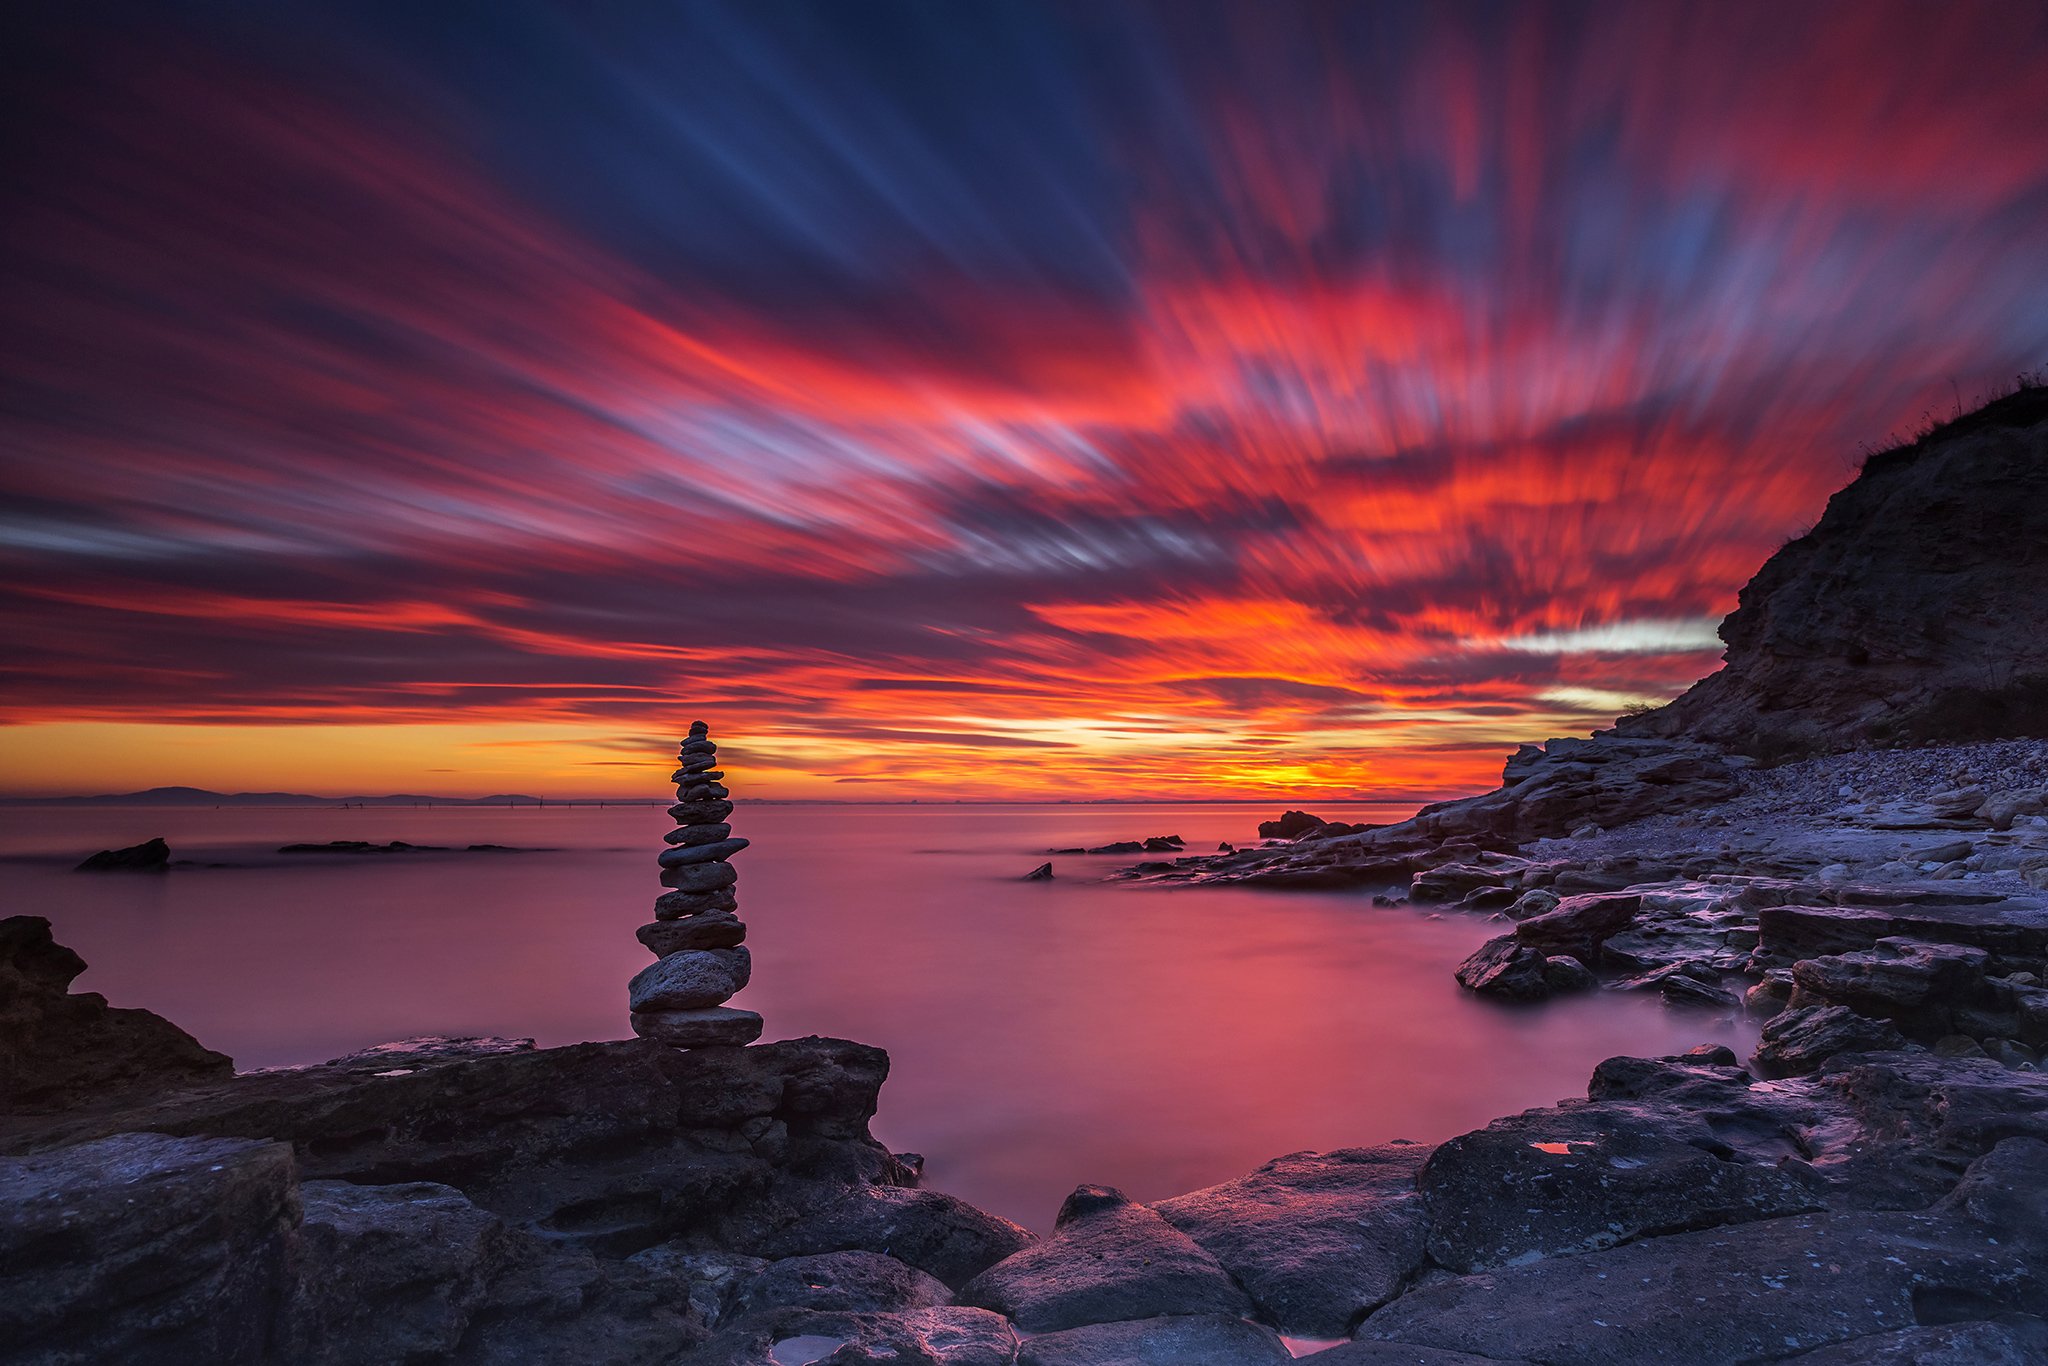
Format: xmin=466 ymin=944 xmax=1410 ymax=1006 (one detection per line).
xmin=7 ymin=392 xmax=2048 ymax=1363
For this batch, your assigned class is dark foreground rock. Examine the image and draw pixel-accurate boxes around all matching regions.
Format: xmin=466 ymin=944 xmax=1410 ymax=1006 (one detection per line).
xmin=0 ymin=1133 xmax=297 ymax=1366
xmin=1359 ymin=1139 xmax=2048 ymax=1366
xmin=0 ymin=915 xmax=231 ymax=1107
xmin=957 ymin=1185 xmax=1249 ymax=1331
xmin=1016 ymin=1313 xmax=1292 ymax=1366
xmin=1150 ymin=1146 xmax=1429 ymax=1336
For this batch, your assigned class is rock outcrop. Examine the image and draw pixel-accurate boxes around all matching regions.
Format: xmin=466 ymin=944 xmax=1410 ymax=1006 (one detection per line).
xmin=1621 ymin=383 xmax=2048 ymax=756
xmin=0 ymin=914 xmax=231 ymax=1107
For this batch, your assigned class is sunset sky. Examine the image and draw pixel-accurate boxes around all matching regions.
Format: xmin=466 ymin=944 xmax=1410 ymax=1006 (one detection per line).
xmin=5 ymin=2 xmax=2048 ymax=800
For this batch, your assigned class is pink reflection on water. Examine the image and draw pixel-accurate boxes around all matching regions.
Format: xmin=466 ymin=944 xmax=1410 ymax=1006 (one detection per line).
xmin=3 ymin=803 xmax=1753 ymax=1229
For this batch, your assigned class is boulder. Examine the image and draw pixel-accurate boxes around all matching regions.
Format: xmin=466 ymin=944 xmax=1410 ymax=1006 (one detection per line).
xmin=1452 ymin=935 xmax=1552 ymax=1001
xmin=957 ymin=1185 xmax=1252 ymax=1332
xmin=74 ymin=836 xmax=170 ymax=871
xmin=1023 ymin=863 xmax=1054 ymax=881
xmin=1418 ymin=1108 xmax=1826 ymax=1272
xmin=279 ymin=1179 xmax=510 ymax=1363
xmin=0 ymin=1133 xmax=298 ymax=1365
xmin=679 ymin=1305 xmax=1018 ymax=1366
xmin=1150 ymin=1145 xmax=1430 ymax=1336
xmin=1790 ymin=937 xmax=1992 ymax=1038
xmin=628 ymin=947 xmax=752 ymax=1011
xmin=732 ymin=1251 xmax=950 ymax=1317
xmin=1016 ymin=1314 xmax=1293 ymax=1366
xmin=625 ymin=1243 xmax=766 ymax=1327
xmin=1514 ymin=892 xmax=1642 ymax=960
xmin=1364 ymin=1149 xmax=2048 ymax=1362
xmin=1752 ymin=1004 xmax=1909 ymax=1078
xmin=1257 ymin=810 xmax=1328 ymax=840
xmin=0 ymin=915 xmax=232 ymax=1108
xmin=732 ymin=1184 xmax=1035 ymax=1290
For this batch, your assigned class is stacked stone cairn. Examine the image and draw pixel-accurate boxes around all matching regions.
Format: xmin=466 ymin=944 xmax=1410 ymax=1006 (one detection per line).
xmin=627 ymin=721 xmax=763 ymax=1048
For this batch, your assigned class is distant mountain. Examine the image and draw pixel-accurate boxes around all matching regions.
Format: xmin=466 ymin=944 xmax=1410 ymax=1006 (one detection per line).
xmin=0 ymin=786 xmax=548 ymax=807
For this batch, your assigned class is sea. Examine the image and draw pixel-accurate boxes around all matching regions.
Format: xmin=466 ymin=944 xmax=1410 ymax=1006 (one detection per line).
xmin=0 ymin=801 xmax=1755 ymax=1230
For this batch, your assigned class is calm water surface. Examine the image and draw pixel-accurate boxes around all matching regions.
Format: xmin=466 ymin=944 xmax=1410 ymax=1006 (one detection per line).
xmin=0 ymin=802 xmax=1754 ymax=1229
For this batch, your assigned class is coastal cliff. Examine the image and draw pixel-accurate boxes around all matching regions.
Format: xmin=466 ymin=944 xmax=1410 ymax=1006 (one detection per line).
xmin=1622 ymin=381 xmax=2048 ymax=756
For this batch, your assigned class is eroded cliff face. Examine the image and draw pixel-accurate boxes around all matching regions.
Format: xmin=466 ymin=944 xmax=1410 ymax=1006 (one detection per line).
xmin=1622 ymin=385 xmax=2048 ymax=756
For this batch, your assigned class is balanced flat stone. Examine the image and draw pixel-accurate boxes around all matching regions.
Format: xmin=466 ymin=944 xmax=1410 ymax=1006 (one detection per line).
xmin=676 ymin=782 xmax=730 ymax=802
xmin=680 ymin=738 xmax=716 ymax=756
xmin=656 ymin=837 xmax=750 ymax=868
xmin=628 ymin=946 xmax=751 ymax=1011
xmin=661 ymin=861 xmax=738 ymax=893
xmin=654 ymin=887 xmax=738 ymax=918
xmin=669 ymin=800 xmax=735 ymax=824
xmin=637 ymin=914 xmax=746 ymax=955
xmin=630 ymin=1006 xmax=763 ymax=1048
xmin=662 ymin=822 xmax=733 ymax=846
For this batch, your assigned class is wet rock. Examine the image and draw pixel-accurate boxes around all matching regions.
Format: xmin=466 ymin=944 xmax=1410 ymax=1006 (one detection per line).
xmin=0 ymin=915 xmax=232 ymax=1108
xmin=1780 ymin=1318 xmax=2048 ymax=1364
xmin=1452 ymin=935 xmax=1552 ymax=1001
xmin=625 ymin=1244 xmax=766 ymax=1327
xmin=280 ymin=1179 xmax=510 ymax=1363
xmin=74 ymin=836 xmax=170 ymax=871
xmin=1417 ymin=1107 xmax=1826 ymax=1272
xmin=958 ymin=1185 xmax=1252 ymax=1332
xmin=0 ymin=1132 xmax=297 ymax=1365
xmin=1302 ymin=1344 xmax=1529 ymax=1365
xmin=680 ymin=1305 xmax=1018 ymax=1366
xmin=1258 ymin=810 xmax=1329 ymax=839
xmin=1016 ymin=1313 xmax=1292 ymax=1366
xmin=1023 ymin=863 xmax=1054 ymax=881
xmin=1541 ymin=955 xmax=1596 ymax=993
xmin=3 ymin=1034 xmax=902 ymax=1259
xmin=1151 ymin=1145 xmax=1431 ymax=1337
xmin=1365 ymin=1144 xmax=2048 ymax=1363
xmin=628 ymin=947 xmax=752 ymax=1011
xmin=631 ymin=1006 xmax=764 ymax=1049
xmin=1755 ymin=899 xmax=2048 ymax=970
xmin=1752 ymin=1004 xmax=1909 ymax=1078
xmin=1514 ymin=891 xmax=1642 ymax=960
xmin=1409 ymin=863 xmax=1514 ymax=903
xmin=637 ymin=914 xmax=747 ymax=955
xmin=1790 ymin=937 xmax=1992 ymax=1038
xmin=733 ymin=1184 xmax=1035 ymax=1290
xmin=733 ymin=1251 xmax=950 ymax=1317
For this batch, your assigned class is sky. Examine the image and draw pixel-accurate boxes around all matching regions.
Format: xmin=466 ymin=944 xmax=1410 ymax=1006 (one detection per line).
xmin=4 ymin=1 xmax=2048 ymax=801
